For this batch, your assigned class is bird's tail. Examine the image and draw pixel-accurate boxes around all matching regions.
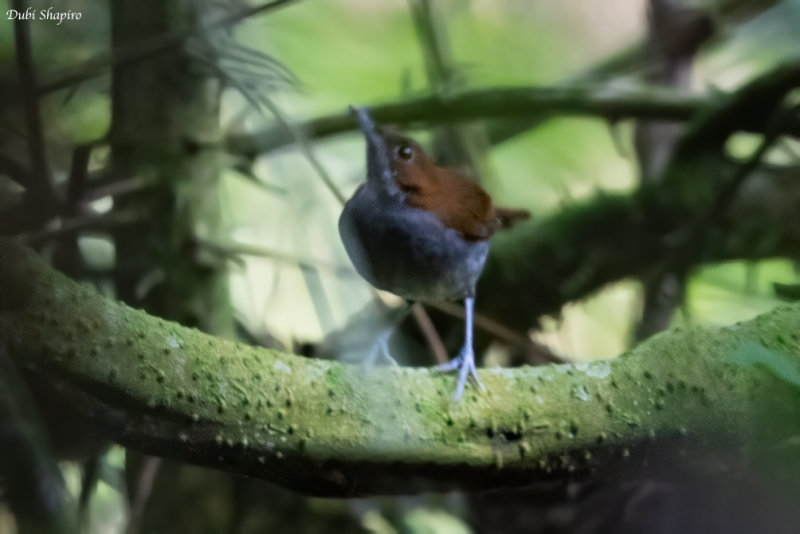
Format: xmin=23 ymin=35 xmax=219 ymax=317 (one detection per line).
xmin=495 ymin=207 xmax=531 ymax=230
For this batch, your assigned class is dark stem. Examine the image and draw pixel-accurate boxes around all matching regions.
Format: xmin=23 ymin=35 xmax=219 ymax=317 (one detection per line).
xmin=11 ymin=0 xmax=58 ymax=228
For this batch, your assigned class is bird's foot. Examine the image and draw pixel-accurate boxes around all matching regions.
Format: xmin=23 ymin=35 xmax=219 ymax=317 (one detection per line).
xmin=434 ymin=345 xmax=485 ymax=400
xmin=363 ymin=328 xmax=398 ymax=370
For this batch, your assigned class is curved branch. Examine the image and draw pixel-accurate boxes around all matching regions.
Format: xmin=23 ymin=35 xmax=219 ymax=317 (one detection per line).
xmin=670 ymin=59 xmax=800 ymax=162
xmin=1 ymin=239 xmax=800 ymax=496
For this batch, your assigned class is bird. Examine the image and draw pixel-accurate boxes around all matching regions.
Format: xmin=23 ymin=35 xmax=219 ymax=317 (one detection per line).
xmin=338 ymin=107 xmax=529 ymax=399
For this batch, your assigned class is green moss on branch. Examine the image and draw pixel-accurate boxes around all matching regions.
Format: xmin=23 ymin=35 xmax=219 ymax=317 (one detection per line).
xmin=1 ymin=239 xmax=800 ymax=495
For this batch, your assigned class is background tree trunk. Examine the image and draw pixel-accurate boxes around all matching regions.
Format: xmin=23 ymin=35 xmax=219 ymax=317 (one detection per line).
xmin=111 ymin=0 xmax=233 ymax=337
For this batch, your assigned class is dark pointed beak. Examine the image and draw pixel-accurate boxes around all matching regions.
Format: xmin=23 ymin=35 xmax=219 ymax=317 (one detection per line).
xmin=349 ymin=106 xmax=393 ymax=189
xmin=349 ymin=106 xmax=383 ymax=150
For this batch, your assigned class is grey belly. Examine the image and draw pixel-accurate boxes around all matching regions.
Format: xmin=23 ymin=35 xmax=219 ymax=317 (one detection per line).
xmin=339 ymin=194 xmax=489 ymax=302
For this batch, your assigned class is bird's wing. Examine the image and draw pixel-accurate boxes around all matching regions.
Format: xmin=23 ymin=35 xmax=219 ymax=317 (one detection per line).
xmin=432 ymin=169 xmax=500 ymax=241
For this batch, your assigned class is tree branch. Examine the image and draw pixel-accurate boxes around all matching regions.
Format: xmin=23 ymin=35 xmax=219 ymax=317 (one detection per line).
xmin=226 ymin=65 xmax=800 ymax=159
xmin=669 ymin=59 xmax=800 ymax=164
xmin=226 ymin=85 xmax=710 ymax=157
xmin=2 ymin=238 xmax=800 ymax=496
xmin=477 ymin=163 xmax=800 ymax=334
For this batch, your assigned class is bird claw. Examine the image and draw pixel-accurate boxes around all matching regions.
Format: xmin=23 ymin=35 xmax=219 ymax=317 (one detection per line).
xmin=434 ymin=346 xmax=485 ymax=400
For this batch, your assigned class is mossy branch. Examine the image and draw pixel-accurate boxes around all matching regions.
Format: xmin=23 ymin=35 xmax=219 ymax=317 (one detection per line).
xmin=477 ymin=164 xmax=800 ymax=333
xmin=2 ymin=239 xmax=800 ymax=496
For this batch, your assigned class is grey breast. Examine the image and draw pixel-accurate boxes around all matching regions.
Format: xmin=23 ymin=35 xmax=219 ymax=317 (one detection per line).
xmin=339 ymin=184 xmax=489 ymax=303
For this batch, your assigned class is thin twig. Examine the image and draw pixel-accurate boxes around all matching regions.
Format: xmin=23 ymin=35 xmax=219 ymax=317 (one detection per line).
xmin=211 ymin=60 xmax=346 ymax=204
xmin=411 ymin=304 xmax=448 ymax=365
xmin=125 ymin=457 xmax=161 ymax=534
xmin=431 ymin=301 xmax=565 ymax=364
xmin=18 ymin=210 xmax=137 ymax=244
xmin=257 ymin=95 xmax=346 ymax=204
xmin=83 ymin=176 xmax=147 ymax=202
xmin=197 ymin=236 xmax=357 ymax=278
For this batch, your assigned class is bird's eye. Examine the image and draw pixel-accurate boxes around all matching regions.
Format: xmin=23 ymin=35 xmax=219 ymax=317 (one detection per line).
xmin=396 ymin=144 xmax=414 ymax=161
